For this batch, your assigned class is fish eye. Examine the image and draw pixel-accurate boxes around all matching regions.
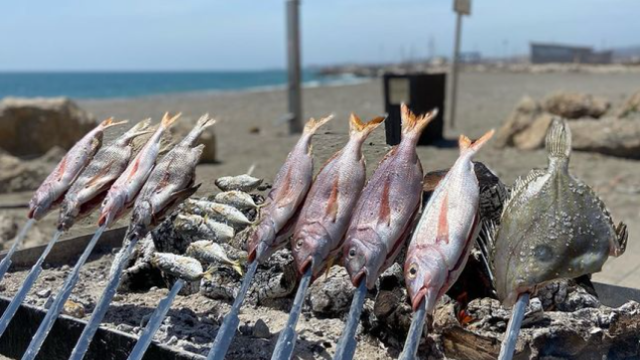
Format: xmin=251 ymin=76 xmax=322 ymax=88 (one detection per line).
xmin=348 ymin=247 xmax=357 ymax=258
xmin=408 ymin=263 xmax=418 ymax=279
xmin=295 ymin=239 xmax=304 ymax=249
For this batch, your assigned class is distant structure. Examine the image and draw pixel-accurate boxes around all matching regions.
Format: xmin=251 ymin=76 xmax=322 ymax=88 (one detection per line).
xmin=530 ymin=42 xmax=612 ymax=64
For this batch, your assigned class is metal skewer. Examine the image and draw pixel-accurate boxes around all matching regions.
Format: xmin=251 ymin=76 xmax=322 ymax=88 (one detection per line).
xmin=69 ymin=233 xmax=138 ymax=360
xmin=333 ymin=279 xmax=367 ymax=360
xmin=0 ymin=229 xmax=63 ymax=336
xmin=271 ymin=264 xmax=313 ymax=360
xmin=21 ymin=225 xmax=107 ymax=360
xmin=0 ymin=218 xmax=36 ymax=281
xmin=498 ymin=292 xmax=530 ymax=360
xmin=127 ymin=279 xmax=185 ymax=360
xmin=399 ymin=297 xmax=428 ymax=360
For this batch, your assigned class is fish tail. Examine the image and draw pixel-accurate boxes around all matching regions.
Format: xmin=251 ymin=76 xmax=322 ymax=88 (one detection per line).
xmin=129 ymin=118 xmax=152 ymax=132
xmin=545 ymin=117 xmax=572 ymax=159
xmin=231 ymin=260 xmax=244 ymax=276
xmin=195 ymin=113 xmax=217 ymax=129
xmin=303 ymin=114 xmax=334 ymax=135
xmin=100 ymin=117 xmax=129 ymax=129
xmin=459 ymin=129 xmax=495 ymax=155
xmin=161 ymin=112 xmax=182 ymax=129
xmin=401 ymin=103 xmax=438 ymax=138
xmin=349 ymin=113 xmax=385 ymax=139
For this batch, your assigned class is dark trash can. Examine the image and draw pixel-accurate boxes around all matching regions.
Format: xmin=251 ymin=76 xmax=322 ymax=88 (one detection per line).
xmin=383 ymin=73 xmax=446 ymax=146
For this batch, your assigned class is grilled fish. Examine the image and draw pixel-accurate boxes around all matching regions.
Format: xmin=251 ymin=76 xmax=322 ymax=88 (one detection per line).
xmin=215 ymin=174 xmax=263 ymax=192
xmin=344 ymin=105 xmax=436 ymax=289
xmin=213 ymin=191 xmax=259 ymax=210
xmin=152 ymin=253 xmax=204 ymax=282
xmin=186 ymin=240 xmax=245 ymax=275
xmin=291 ymin=114 xmax=385 ymax=278
xmin=404 ymin=129 xmax=494 ymax=312
xmin=174 ymin=213 xmax=235 ymax=243
xmin=28 ymin=118 xmax=127 ymax=220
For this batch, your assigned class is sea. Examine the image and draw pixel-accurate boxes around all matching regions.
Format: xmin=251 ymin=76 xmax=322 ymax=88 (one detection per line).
xmin=0 ymin=70 xmax=363 ymax=100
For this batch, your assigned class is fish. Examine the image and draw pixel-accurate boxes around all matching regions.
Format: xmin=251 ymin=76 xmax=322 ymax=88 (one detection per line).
xmin=174 ymin=213 xmax=235 ymax=242
xmin=98 ymin=113 xmax=181 ymax=227
xmin=186 ymin=240 xmax=245 ymax=275
xmin=491 ymin=118 xmax=628 ymax=306
xmin=130 ymin=114 xmax=215 ymax=239
xmin=28 ymin=118 xmax=128 ymax=220
xmin=291 ymin=114 xmax=385 ymax=278
xmin=215 ymin=174 xmax=263 ymax=192
xmin=186 ymin=199 xmax=252 ymax=229
xmin=213 ymin=191 xmax=259 ymax=210
xmin=404 ymin=129 xmax=494 ymax=312
xmin=343 ymin=105 xmax=436 ymax=289
xmin=248 ymin=115 xmax=333 ymax=262
xmin=57 ymin=119 xmax=153 ymax=231
xmin=151 ymin=253 xmax=204 ymax=282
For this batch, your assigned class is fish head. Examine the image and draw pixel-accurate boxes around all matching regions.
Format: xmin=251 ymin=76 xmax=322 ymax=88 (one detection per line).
xmin=28 ymin=184 xmax=55 ymax=220
xmin=58 ymin=198 xmax=80 ymax=231
xmin=99 ymin=191 xmax=126 ymax=227
xmin=130 ymin=200 xmax=153 ymax=239
xmin=291 ymin=225 xmax=329 ymax=276
xmin=247 ymin=219 xmax=277 ymax=263
xmin=404 ymin=250 xmax=445 ymax=312
xmin=343 ymin=230 xmax=385 ymax=289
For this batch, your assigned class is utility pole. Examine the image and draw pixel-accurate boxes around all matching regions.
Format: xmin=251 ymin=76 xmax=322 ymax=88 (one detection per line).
xmin=449 ymin=0 xmax=470 ymax=129
xmin=286 ymin=0 xmax=303 ymax=134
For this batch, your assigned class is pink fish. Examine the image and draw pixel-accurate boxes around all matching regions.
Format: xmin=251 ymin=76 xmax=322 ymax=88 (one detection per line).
xmin=344 ymin=105 xmax=437 ymax=289
xmin=28 ymin=118 xmax=127 ymax=220
xmin=98 ymin=113 xmax=180 ymax=227
xmin=130 ymin=114 xmax=215 ymax=238
xmin=57 ymin=119 xmax=153 ymax=231
xmin=291 ymin=114 xmax=385 ymax=278
xmin=248 ymin=115 xmax=333 ymax=262
xmin=404 ymin=129 xmax=494 ymax=312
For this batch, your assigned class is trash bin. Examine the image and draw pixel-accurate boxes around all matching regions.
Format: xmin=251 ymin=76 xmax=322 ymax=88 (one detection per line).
xmin=383 ymin=73 xmax=446 ymax=146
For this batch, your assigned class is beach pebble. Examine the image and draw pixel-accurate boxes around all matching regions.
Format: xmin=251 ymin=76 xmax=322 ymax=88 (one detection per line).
xmin=252 ymin=319 xmax=271 ymax=338
xmin=36 ymin=288 xmax=51 ymax=298
xmin=63 ymin=299 xmax=86 ymax=318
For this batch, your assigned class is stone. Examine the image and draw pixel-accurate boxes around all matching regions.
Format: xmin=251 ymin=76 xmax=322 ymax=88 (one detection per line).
xmin=36 ymin=288 xmax=51 ymax=298
xmin=543 ymin=92 xmax=610 ymax=119
xmin=569 ymin=117 xmax=640 ymax=159
xmin=0 ymin=97 xmax=97 ymax=157
xmin=512 ymin=113 xmax=554 ymax=150
xmin=171 ymin=118 xmax=217 ymax=163
xmin=494 ymin=96 xmax=543 ymax=148
xmin=308 ymin=266 xmax=354 ymax=316
xmin=252 ymin=319 xmax=271 ymax=338
xmin=616 ymin=91 xmax=640 ymax=118
xmin=62 ymin=299 xmax=86 ymax=318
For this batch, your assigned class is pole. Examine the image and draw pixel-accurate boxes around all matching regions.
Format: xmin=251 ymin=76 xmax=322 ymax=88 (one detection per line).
xmin=449 ymin=11 xmax=462 ymax=129
xmin=286 ymin=0 xmax=303 ymax=134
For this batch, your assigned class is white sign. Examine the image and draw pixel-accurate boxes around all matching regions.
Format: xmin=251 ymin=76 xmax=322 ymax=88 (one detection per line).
xmin=454 ymin=0 xmax=471 ymax=15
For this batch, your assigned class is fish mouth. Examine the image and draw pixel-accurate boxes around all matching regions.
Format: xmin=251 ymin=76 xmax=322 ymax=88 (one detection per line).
xmin=352 ymin=268 xmax=367 ymax=287
xmin=412 ymin=287 xmax=428 ymax=312
xmin=97 ymin=213 xmax=109 ymax=227
xmin=298 ymin=256 xmax=314 ymax=275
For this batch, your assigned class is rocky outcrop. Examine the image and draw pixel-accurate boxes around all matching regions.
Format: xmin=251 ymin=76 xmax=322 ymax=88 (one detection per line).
xmin=0 ymin=148 xmax=62 ymax=193
xmin=0 ymin=97 xmax=97 ymax=157
xmin=616 ymin=91 xmax=640 ymax=118
xmin=542 ymin=92 xmax=610 ymax=119
xmin=570 ymin=117 xmax=640 ymax=158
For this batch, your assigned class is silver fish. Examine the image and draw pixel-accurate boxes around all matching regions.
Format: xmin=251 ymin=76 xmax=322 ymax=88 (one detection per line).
xmin=215 ymin=174 xmax=263 ymax=192
xmin=186 ymin=199 xmax=252 ymax=229
xmin=213 ymin=191 xmax=258 ymax=210
xmin=151 ymin=253 xmax=203 ymax=281
xmin=186 ymin=240 xmax=245 ymax=275
xmin=174 ymin=213 xmax=235 ymax=242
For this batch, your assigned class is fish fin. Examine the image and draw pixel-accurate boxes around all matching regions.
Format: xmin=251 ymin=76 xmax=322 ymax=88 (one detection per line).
xmin=231 ymin=260 xmax=244 ymax=276
xmin=100 ymin=117 xmax=129 ymax=129
xmin=169 ymin=183 xmax=201 ymax=204
xmin=435 ymin=194 xmax=449 ymax=244
xmin=504 ymin=169 xmax=546 ymax=214
xmin=303 ymin=114 xmax=334 ymax=135
xmin=400 ymin=103 xmax=438 ymax=137
xmin=423 ymin=169 xmax=448 ymax=193
xmin=477 ymin=220 xmax=497 ymax=283
xmin=161 ymin=112 xmax=182 ymax=129
xmin=85 ymin=161 xmax=114 ymax=187
xmin=56 ymin=156 xmax=68 ymax=181
xmin=129 ymin=118 xmax=152 ymax=132
xmin=326 ymin=177 xmax=340 ymax=222
xmin=247 ymin=163 xmax=256 ymax=176
xmin=459 ymin=129 xmax=495 ymax=155
xmin=612 ymin=221 xmax=628 ymax=257
xmin=195 ymin=113 xmax=217 ymax=129
xmin=545 ymin=117 xmax=572 ymax=159
xmin=349 ymin=113 xmax=385 ymax=139
xmin=379 ymin=175 xmax=392 ymax=227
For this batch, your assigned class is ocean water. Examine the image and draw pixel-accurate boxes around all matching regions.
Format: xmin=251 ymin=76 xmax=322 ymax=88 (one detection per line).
xmin=0 ymin=70 xmax=361 ymax=100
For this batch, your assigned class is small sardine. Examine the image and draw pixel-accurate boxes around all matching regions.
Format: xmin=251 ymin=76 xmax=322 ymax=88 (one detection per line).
xmin=186 ymin=240 xmax=245 ymax=275
xmin=186 ymin=199 xmax=252 ymax=229
xmin=215 ymin=174 xmax=263 ymax=192
xmin=151 ymin=252 xmax=204 ymax=281
xmin=174 ymin=213 xmax=235 ymax=242
xmin=213 ymin=191 xmax=258 ymax=210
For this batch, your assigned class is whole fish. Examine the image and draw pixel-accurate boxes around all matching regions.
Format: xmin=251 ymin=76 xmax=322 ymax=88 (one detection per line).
xmin=248 ymin=115 xmax=333 ymax=261
xmin=130 ymin=114 xmax=215 ymax=238
xmin=57 ymin=119 xmax=152 ymax=231
xmin=174 ymin=213 xmax=235 ymax=242
xmin=186 ymin=240 xmax=245 ymax=275
xmin=404 ymin=129 xmax=494 ymax=312
xmin=98 ymin=113 xmax=181 ymax=227
xmin=152 ymin=253 xmax=204 ymax=281
xmin=491 ymin=118 xmax=628 ymax=306
xmin=28 ymin=118 xmax=127 ymax=220
xmin=215 ymin=174 xmax=263 ymax=192
xmin=213 ymin=191 xmax=258 ymax=210
xmin=344 ymin=105 xmax=436 ymax=289
xmin=291 ymin=114 xmax=385 ymax=278
xmin=186 ymin=199 xmax=252 ymax=229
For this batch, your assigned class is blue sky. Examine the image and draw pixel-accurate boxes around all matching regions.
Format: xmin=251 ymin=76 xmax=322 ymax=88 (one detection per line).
xmin=1 ymin=0 xmax=638 ymax=71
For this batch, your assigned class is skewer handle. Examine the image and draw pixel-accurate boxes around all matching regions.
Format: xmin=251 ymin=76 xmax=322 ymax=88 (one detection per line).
xmin=333 ymin=280 xmax=367 ymax=360
xmin=271 ymin=266 xmax=313 ymax=360
xmin=0 ymin=218 xmax=36 ymax=281
xmin=207 ymin=260 xmax=259 ymax=360
xmin=498 ymin=292 xmax=530 ymax=360
xmin=399 ymin=298 xmax=428 ymax=360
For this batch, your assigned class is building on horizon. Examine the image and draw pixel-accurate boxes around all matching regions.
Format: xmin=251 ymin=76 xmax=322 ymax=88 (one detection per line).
xmin=530 ymin=42 xmax=612 ymax=64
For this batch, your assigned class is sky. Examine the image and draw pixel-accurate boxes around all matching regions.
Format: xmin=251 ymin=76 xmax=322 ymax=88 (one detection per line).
xmin=1 ymin=0 xmax=638 ymax=71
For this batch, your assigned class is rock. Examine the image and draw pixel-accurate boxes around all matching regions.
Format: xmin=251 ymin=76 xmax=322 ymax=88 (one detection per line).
xmin=494 ymin=96 xmax=543 ymax=148
xmin=512 ymin=113 xmax=554 ymax=150
xmin=171 ymin=118 xmax=216 ymax=163
xmin=252 ymin=319 xmax=271 ymax=338
xmin=62 ymin=299 xmax=86 ymax=318
xmin=0 ymin=97 xmax=97 ymax=157
xmin=36 ymin=288 xmax=51 ymax=298
xmin=543 ymin=92 xmax=610 ymax=119
xmin=569 ymin=117 xmax=640 ymax=159
xmin=0 ymin=213 xmax=18 ymax=247
xmin=308 ymin=266 xmax=354 ymax=316
xmin=616 ymin=91 xmax=640 ymax=118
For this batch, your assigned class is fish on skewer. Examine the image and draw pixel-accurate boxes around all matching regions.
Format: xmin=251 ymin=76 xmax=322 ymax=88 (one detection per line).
xmin=70 ymin=114 xmax=214 ymax=360
xmin=0 ymin=117 xmax=128 ymax=337
xmin=99 ymin=112 xmax=181 ymax=227
xmin=335 ymin=105 xmax=436 ymax=360
xmin=272 ymin=114 xmax=385 ymax=360
xmin=207 ymin=115 xmax=332 ymax=360
xmin=489 ymin=119 xmax=628 ymax=360
xmin=21 ymin=119 xmax=154 ymax=360
xmin=400 ymin=129 xmax=495 ymax=360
